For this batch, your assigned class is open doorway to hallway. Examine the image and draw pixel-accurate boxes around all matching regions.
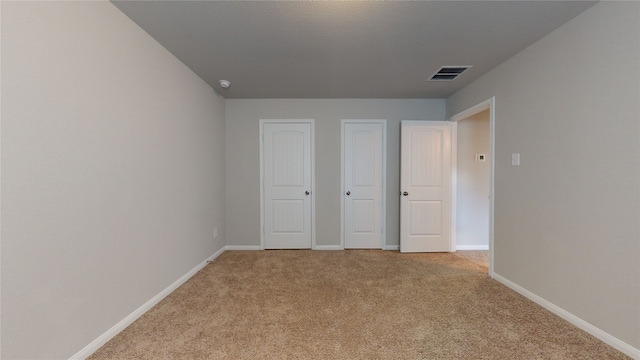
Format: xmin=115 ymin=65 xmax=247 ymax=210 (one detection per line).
xmin=450 ymin=98 xmax=495 ymax=275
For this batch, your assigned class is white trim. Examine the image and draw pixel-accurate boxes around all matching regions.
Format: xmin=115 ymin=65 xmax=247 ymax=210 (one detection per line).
xmin=493 ymin=273 xmax=640 ymax=359
xmin=383 ymin=245 xmax=399 ymax=251
xmin=259 ymin=121 xmax=265 ymax=250
xmin=313 ymin=245 xmax=344 ymax=251
xmin=448 ymin=97 xmax=495 ymax=277
xmin=69 ymin=247 xmax=226 ymax=360
xmin=450 ymin=121 xmax=458 ymax=251
xmin=340 ymin=121 xmax=345 ymax=249
xmin=311 ymin=120 xmax=316 ymax=251
xmin=225 ymin=245 xmax=261 ymax=251
xmin=456 ymin=245 xmax=489 ymax=251
xmin=488 ymin=97 xmax=495 ymax=277
xmin=259 ymin=119 xmax=315 ymax=250
xmin=340 ymin=119 xmax=387 ymax=250
xmin=448 ymin=100 xmax=491 ymax=123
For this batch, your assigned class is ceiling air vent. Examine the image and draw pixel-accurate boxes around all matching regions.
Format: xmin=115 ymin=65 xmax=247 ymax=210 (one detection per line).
xmin=428 ymin=66 xmax=472 ymax=81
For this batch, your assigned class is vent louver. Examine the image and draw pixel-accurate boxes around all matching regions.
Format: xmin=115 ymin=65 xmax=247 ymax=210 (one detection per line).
xmin=428 ymin=66 xmax=472 ymax=81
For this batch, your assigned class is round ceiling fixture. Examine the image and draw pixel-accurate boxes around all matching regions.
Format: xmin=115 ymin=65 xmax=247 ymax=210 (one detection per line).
xmin=219 ymin=80 xmax=231 ymax=89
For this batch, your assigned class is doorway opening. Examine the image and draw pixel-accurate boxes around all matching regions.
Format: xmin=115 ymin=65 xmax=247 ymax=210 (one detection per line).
xmin=450 ymin=97 xmax=495 ymax=276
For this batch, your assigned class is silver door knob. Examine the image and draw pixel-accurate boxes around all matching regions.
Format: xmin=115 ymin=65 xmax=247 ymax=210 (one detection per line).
xmin=305 ymin=191 xmax=310 ymax=196
xmin=346 ymin=191 xmax=351 ymax=196
xmin=402 ymin=191 xmax=409 ymax=196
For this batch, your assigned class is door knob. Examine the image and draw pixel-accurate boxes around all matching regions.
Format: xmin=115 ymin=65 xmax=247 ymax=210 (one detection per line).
xmin=305 ymin=191 xmax=310 ymax=196
xmin=402 ymin=191 xmax=409 ymax=196
xmin=346 ymin=191 xmax=351 ymax=196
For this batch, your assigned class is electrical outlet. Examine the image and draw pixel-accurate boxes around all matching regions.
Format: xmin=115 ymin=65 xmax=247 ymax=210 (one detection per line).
xmin=214 ymin=228 xmax=218 ymax=238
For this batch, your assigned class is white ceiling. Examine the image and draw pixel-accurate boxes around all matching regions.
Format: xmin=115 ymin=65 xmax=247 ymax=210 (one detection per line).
xmin=112 ymin=1 xmax=596 ymax=99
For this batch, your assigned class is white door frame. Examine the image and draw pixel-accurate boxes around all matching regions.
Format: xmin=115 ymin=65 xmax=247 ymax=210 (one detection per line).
xmin=340 ymin=119 xmax=387 ymax=250
xmin=448 ymin=97 xmax=495 ymax=277
xmin=259 ymin=119 xmax=316 ymax=250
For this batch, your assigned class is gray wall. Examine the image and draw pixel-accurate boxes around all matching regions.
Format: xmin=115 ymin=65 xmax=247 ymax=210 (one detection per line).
xmin=1 ymin=2 xmax=226 ymax=358
xmin=456 ymin=110 xmax=490 ymax=248
xmin=225 ymin=99 xmax=446 ymax=248
xmin=448 ymin=2 xmax=639 ymax=349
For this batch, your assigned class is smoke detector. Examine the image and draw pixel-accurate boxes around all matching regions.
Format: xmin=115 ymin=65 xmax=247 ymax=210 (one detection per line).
xmin=219 ymin=80 xmax=231 ymax=88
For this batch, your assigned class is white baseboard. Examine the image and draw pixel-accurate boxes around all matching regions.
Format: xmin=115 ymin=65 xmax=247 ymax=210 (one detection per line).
xmin=384 ymin=245 xmax=399 ymax=251
xmin=313 ymin=245 xmax=344 ymax=250
xmin=225 ymin=245 xmax=261 ymax=250
xmin=69 ymin=246 xmax=226 ymax=360
xmin=493 ymin=273 xmax=640 ymax=359
xmin=456 ymin=245 xmax=489 ymax=250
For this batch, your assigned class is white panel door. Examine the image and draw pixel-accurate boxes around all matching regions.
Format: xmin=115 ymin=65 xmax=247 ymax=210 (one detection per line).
xmin=344 ymin=122 xmax=384 ymax=249
xmin=263 ymin=123 xmax=312 ymax=249
xmin=400 ymin=121 xmax=452 ymax=252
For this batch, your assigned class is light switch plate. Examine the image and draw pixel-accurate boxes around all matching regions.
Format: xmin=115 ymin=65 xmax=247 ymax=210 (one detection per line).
xmin=512 ymin=153 xmax=520 ymax=166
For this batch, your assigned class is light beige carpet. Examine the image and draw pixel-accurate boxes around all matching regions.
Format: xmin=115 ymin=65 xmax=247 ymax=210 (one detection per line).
xmin=90 ymin=250 xmax=628 ymax=359
xmin=453 ymin=250 xmax=489 ymax=273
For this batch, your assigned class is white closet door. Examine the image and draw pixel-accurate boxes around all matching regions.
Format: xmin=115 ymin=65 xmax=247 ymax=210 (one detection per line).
xmin=263 ymin=122 xmax=312 ymax=249
xmin=344 ymin=122 xmax=384 ymax=249
xmin=400 ymin=121 xmax=452 ymax=252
